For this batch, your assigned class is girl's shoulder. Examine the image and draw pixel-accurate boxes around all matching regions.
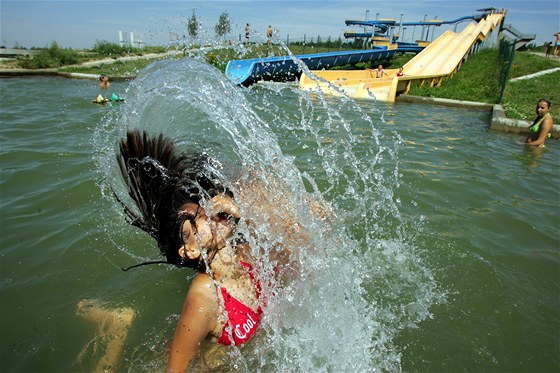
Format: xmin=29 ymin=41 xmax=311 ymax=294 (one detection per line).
xmin=189 ymin=273 xmax=218 ymax=299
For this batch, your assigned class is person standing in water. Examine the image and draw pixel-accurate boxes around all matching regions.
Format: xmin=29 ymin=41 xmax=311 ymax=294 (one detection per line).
xmin=99 ymin=74 xmax=110 ymax=90
xmin=526 ymin=98 xmax=554 ymax=146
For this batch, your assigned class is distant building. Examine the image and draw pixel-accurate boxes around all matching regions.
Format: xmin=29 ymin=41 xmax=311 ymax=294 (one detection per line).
xmin=119 ymin=31 xmax=145 ymax=48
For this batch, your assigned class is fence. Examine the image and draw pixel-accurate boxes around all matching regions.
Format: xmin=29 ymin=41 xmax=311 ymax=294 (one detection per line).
xmin=498 ymin=38 xmax=517 ymax=103
xmin=285 ymin=34 xmax=366 ymax=54
xmin=235 ymin=33 xmax=366 ymax=54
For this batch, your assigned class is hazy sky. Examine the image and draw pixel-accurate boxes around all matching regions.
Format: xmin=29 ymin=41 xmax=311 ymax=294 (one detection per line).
xmin=1 ymin=0 xmax=559 ymax=49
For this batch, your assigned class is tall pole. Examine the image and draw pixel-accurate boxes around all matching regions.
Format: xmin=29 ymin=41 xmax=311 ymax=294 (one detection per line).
xmin=375 ymin=12 xmax=380 ymax=43
xmin=364 ymin=10 xmax=370 ymax=36
xmin=421 ymin=14 xmax=427 ymax=40
xmin=399 ymin=13 xmax=403 ymax=42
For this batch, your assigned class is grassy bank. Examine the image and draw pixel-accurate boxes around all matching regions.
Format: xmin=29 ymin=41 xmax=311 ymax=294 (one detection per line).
xmin=501 ymin=52 xmax=560 ymax=120
xmin=407 ymin=48 xmax=559 ymax=120
xmin=9 ymin=41 xmax=558 ymax=121
xmin=59 ymin=55 xmax=178 ymax=77
xmin=56 ymin=43 xmax=415 ymax=77
xmin=53 ymin=43 xmax=357 ymax=79
xmin=11 ymin=41 xmax=167 ymax=69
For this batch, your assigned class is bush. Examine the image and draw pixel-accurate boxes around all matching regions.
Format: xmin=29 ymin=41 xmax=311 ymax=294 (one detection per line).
xmin=16 ymin=42 xmax=81 ymax=69
xmin=91 ymin=40 xmax=145 ymax=58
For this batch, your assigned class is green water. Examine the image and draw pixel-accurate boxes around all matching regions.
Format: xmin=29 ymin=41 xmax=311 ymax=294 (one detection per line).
xmin=1 ymin=65 xmax=559 ymax=372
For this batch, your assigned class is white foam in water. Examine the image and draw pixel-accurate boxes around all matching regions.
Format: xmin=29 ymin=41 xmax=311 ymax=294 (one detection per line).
xmin=93 ymin=55 xmax=443 ymax=372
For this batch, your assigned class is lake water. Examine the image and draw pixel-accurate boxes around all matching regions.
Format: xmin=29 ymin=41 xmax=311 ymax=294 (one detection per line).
xmin=1 ymin=59 xmax=558 ymax=372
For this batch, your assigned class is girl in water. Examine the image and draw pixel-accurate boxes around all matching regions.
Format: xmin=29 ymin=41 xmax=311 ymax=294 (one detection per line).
xmin=119 ymin=130 xmax=265 ymax=371
xmin=78 ymin=130 xmax=312 ymax=372
xmin=526 ymin=98 xmax=554 ymax=146
xmin=99 ymin=74 xmax=110 ymax=90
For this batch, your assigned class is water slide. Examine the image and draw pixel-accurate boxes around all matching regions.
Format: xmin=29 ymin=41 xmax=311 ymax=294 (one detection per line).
xmin=346 ymin=15 xmax=481 ymax=29
xmin=344 ymin=15 xmax=480 ymax=39
xmin=225 ymin=48 xmax=403 ymax=86
xmin=299 ymin=12 xmax=505 ymax=102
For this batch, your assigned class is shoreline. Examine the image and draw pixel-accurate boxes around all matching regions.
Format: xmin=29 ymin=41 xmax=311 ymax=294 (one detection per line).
xmin=1 ymin=68 xmax=557 ymax=140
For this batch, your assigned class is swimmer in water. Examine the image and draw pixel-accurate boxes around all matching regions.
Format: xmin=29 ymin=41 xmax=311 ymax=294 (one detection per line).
xmin=526 ymin=98 xmax=554 ymax=146
xmin=79 ymin=130 xmax=317 ymax=371
xmin=99 ymin=74 xmax=110 ymax=90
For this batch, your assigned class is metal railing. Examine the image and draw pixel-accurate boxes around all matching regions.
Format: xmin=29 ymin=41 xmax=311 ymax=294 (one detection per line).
xmin=501 ymin=24 xmax=536 ymax=40
xmin=498 ymin=38 xmax=516 ymax=103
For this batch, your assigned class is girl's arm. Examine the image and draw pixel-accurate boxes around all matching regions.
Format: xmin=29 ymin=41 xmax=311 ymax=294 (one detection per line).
xmin=167 ymin=274 xmax=218 ymax=372
xmin=527 ymin=116 xmax=553 ymax=146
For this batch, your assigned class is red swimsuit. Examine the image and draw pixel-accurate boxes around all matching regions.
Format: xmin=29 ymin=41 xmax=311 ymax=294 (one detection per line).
xmin=217 ymin=261 xmax=262 ymax=346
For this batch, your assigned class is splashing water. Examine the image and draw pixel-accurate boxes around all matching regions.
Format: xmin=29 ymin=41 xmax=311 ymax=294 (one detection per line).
xmin=93 ymin=56 xmax=443 ymax=372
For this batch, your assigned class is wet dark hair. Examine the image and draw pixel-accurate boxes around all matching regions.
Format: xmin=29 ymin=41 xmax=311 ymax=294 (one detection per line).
xmin=537 ymin=98 xmax=551 ymax=108
xmin=99 ymin=75 xmax=106 ymax=81
xmin=115 ymin=130 xmax=233 ymax=271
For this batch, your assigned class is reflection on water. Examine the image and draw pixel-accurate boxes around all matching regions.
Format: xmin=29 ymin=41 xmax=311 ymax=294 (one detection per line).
xmin=0 ymin=59 xmax=558 ymax=372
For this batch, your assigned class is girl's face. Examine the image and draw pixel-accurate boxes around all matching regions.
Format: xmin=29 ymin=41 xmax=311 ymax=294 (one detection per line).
xmin=536 ymin=101 xmax=550 ymax=117
xmin=179 ymin=195 xmax=239 ymax=259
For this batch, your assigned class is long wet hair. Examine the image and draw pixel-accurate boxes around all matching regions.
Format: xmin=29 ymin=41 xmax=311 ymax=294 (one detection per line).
xmin=115 ymin=130 xmax=233 ymax=271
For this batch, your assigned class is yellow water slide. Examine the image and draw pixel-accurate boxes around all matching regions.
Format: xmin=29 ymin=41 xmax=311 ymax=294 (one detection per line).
xmin=299 ymin=12 xmax=504 ymax=102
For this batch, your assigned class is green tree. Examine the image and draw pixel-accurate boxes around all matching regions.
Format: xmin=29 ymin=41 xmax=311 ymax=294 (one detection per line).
xmin=187 ymin=10 xmax=200 ymax=38
xmin=214 ymin=11 xmax=231 ymax=37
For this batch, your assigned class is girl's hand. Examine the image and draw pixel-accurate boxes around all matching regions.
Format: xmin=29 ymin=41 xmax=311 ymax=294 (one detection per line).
xmin=209 ymin=195 xmax=241 ymax=220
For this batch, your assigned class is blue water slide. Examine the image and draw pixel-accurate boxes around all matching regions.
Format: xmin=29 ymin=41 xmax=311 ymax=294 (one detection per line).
xmin=344 ymin=31 xmax=388 ymax=39
xmin=394 ymin=43 xmax=424 ymax=52
xmin=346 ymin=15 xmax=477 ymax=28
xmin=344 ymin=32 xmax=374 ymax=38
xmin=225 ymin=48 xmax=397 ymax=86
xmin=401 ymin=15 xmax=477 ymax=26
xmin=345 ymin=20 xmax=393 ymax=34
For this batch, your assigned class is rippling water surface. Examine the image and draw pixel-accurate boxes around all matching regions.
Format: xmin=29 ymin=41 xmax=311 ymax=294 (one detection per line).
xmin=1 ymin=60 xmax=558 ymax=372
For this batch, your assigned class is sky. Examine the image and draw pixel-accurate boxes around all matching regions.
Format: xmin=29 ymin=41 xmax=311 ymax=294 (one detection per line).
xmin=1 ymin=0 xmax=559 ymax=49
